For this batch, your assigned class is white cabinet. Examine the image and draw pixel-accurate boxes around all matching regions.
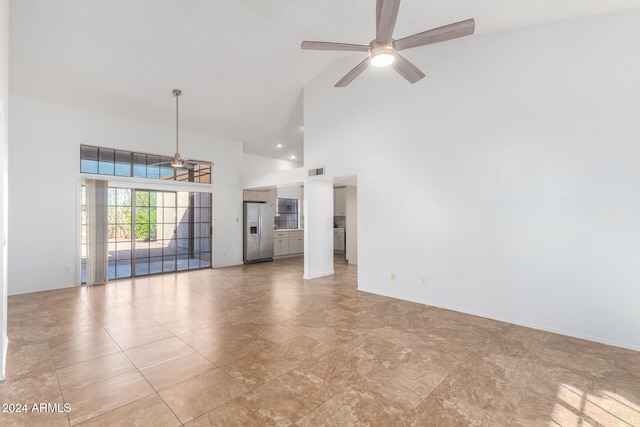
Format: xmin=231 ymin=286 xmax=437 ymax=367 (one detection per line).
xmin=274 ymin=230 xmax=303 ymax=257
xmin=243 ymin=190 xmax=272 ymax=202
xmin=333 ymin=229 xmax=345 ymax=252
xmin=334 ymin=187 xmax=346 ymax=216
xmin=274 ymin=231 xmax=289 ymax=256
xmin=288 ymin=231 xmax=304 ymax=254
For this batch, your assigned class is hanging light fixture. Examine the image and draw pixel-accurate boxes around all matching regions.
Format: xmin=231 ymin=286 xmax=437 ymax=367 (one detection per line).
xmin=170 ymin=89 xmax=184 ymax=168
xmin=369 ymin=41 xmax=395 ymax=67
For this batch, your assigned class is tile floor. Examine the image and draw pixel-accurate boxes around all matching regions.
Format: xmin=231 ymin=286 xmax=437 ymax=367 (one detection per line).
xmin=1 ymin=256 xmax=639 ymax=426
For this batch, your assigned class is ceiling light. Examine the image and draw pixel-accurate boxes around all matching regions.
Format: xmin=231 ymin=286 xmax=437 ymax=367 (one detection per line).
xmin=171 ymin=154 xmax=184 ymax=168
xmin=290 ymin=155 xmax=296 ymax=159
xmin=369 ymin=42 xmax=395 ymax=67
xmin=276 ymin=143 xmax=283 ymax=148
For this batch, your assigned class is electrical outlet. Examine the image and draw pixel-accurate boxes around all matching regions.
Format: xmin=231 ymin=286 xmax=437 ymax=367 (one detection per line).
xmin=64 ymin=266 xmax=70 ymax=274
xmin=422 ymin=277 xmax=428 ymax=286
xmin=391 ymin=272 xmax=396 ymax=281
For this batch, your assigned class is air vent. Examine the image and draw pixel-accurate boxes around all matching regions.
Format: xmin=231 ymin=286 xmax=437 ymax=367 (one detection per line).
xmin=308 ymin=167 xmax=325 ymax=177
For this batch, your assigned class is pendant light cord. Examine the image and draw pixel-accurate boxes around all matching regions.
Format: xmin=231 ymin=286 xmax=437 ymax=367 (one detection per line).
xmin=175 ymin=90 xmax=179 ymax=154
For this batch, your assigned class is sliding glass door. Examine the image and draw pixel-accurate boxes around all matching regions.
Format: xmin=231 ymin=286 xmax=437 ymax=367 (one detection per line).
xmin=81 ymin=186 xmax=211 ymax=283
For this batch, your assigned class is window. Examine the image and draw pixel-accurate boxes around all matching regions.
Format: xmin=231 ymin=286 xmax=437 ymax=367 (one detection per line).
xmin=81 ymin=144 xmax=212 ymax=184
xmin=275 ymin=198 xmax=299 ymax=229
xmin=81 ymin=186 xmax=212 ymax=282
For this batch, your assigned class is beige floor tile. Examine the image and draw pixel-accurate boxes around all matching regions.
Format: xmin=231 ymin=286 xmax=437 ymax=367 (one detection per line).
xmin=528 ymin=360 xmax=617 ymax=399
xmin=56 ymin=352 xmax=135 ymax=393
xmin=160 ymin=313 xmax=216 ymax=335
xmin=0 ymin=371 xmax=63 ymax=405
xmin=349 ymin=368 xmax=430 ymax=410
xmin=5 ymin=340 xmax=54 ymax=382
xmin=523 ymin=380 xmax=640 ymax=425
xmin=140 ymin=350 xmax=216 ymax=391
xmin=159 ymin=368 xmax=247 ymax=424
xmin=407 ymin=386 xmax=508 ymax=427
xmin=296 ymin=386 xmax=411 ymax=427
xmin=0 ymin=410 xmax=70 ymax=427
xmin=124 ymin=336 xmax=193 ymax=368
xmin=222 ymin=349 xmax=298 ymax=390
xmin=185 ymin=392 xmax=292 ymax=427
xmin=110 ymin=323 xmax=174 ymax=350
xmin=144 ymin=306 xmax=201 ymax=324
xmin=3 ymin=256 xmax=639 ymax=426
xmin=196 ymin=335 xmax=274 ymax=367
xmin=48 ymin=330 xmax=122 ymax=369
xmin=302 ymin=345 xmax=379 ymax=392
xmin=249 ymin=368 xmax=334 ymax=422
xmin=604 ymin=385 xmax=640 ymax=426
xmin=271 ymin=334 xmax=330 ymax=365
xmin=63 ymin=371 xmax=155 ymax=426
xmin=382 ymin=340 xmax=465 ymax=389
xmin=427 ymin=353 xmax=530 ymax=425
xmin=74 ymin=395 xmax=180 ymax=427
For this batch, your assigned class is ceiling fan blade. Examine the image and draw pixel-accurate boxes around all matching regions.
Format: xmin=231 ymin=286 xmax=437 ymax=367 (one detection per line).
xmin=301 ymin=41 xmax=369 ymax=52
xmin=392 ymin=53 xmax=425 ymax=84
xmin=376 ymin=0 xmax=401 ymax=44
xmin=149 ymin=161 xmax=171 ymax=167
xmin=335 ymin=57 xmax=370 ymax=87
xmin=395 ymin=18 xmax=475 ymax=51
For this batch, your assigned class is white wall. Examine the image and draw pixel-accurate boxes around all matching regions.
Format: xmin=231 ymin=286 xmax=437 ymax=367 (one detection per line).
xmin=277 ymin=184 xmax=303 ymax=200
xmin=345 ymin=186 xmax=357 ymax=264
xmin=8 ymin=96 xmax=245 ymax=295
xmin=0 ymin=0 xmax=9 ymax=380
xmin=243 ymin=153 xmax=301 ymax=186
xmin=303 ymin=10 xmax=640 ymax=350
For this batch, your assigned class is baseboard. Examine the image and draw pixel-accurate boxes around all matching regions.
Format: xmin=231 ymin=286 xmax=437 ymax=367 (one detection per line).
xmin=303 ymin=270 xmax=335 ymax=280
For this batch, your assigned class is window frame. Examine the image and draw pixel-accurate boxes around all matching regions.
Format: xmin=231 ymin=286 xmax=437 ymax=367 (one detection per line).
xmin=80 ymin=144 xmax=212 ymax=184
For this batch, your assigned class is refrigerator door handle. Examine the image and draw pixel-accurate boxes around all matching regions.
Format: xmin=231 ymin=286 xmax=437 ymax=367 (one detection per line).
xmin=258 ymin=210 xmax=262 ymax=240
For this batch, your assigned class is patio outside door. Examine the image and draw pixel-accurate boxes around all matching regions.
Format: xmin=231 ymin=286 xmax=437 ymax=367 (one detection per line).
xmin=81 ymin=187 xmax=211 ymax=282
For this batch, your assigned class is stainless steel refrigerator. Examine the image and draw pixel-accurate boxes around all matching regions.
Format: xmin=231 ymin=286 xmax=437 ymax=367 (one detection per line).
xmin=243 ymin=201 xmax=275 ymax=263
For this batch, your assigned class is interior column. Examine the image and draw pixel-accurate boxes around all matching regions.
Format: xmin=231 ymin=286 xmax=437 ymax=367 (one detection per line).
xmin=303 ymin=179 xmax=334 ymax=280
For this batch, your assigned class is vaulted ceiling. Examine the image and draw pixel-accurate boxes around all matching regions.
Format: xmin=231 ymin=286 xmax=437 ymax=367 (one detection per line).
xmin=10 ymin=0 xmax=640 ymax=162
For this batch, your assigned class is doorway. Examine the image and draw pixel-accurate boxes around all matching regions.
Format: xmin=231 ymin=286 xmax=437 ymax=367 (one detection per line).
xmin=81 ymin=186 xmax=211 ymax=282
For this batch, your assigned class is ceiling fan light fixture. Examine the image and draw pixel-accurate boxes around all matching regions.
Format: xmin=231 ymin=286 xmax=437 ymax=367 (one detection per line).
xmin=171 ymin=153 xmax=183 ymax=168
xmin=369 ymin=42 xmax=395 ymax=67
xmin=301 ymin=0 xmax=475 ymax=87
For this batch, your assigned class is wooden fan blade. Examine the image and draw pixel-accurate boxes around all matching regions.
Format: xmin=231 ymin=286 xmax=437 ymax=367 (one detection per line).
xmin=335 ymin=57 xmax=370 ymax=87
xmin=376 ymin=0 xmax=401 ymax=44
xmin=392 ymin=54 xmax=425 ymax=84
xmin=395 ymin=18 xmax=475 ymax=51
xmin=301 ymin=41 xmax=369 ymax=52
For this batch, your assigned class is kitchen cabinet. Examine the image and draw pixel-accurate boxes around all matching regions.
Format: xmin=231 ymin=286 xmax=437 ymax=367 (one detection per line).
xmin=274 ymin=230 xmax=303 ymax=257
xmin=274 ymin=231 xmax=289 ymax=257
xmin=243 ymin=190 xmax=271 ymax=202
xmin=288 ymin=231 xmax=304 ymax=254
xmin=333 ymin=229 xmax=345 ymax=252
xmin=334 ymin=187 xmax=346 ymax=216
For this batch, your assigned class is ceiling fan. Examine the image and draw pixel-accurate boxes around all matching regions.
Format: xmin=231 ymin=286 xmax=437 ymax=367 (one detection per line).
xmin=301 ymin=0 xmax=475 ymax=87
xmin=156 ymin=89 xmax=197 ymax=169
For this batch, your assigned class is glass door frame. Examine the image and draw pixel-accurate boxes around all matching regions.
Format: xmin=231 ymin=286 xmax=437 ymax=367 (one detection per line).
xmin=80 ymin=178 xmax=213 ymax=283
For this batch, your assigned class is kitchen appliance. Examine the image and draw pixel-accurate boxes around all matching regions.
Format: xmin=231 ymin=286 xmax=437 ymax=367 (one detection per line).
xmin=243 ymin=201 xmax=275 ymax=263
